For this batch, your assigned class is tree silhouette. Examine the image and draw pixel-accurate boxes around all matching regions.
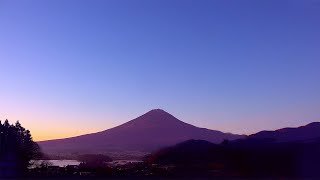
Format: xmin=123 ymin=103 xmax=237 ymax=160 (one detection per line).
xmin=0 ymin=119 xmax=42 ymax=176
xmin=221 ymin=139 xmax=229 ymax=146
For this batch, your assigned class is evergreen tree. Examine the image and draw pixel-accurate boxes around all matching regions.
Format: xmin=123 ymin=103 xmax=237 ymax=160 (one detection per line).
xmin=0 ymin=119 xmax=42 ymax=176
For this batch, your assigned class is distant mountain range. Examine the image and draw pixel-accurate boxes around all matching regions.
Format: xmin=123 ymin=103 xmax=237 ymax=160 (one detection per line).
xmin=38 ymin=109 xmax=244 ymax=155
xmin=249 ymin=122 xmax=320 ymax=143
xmin=38 ymin=109 xmax=320 ymax=156
xmin=37 ymin=109 xmax=320 ymax=177
xmin=146 ymin=122 xmax=320 ymax=178
xmin=147 ymin=122 xmax=320 ymax=178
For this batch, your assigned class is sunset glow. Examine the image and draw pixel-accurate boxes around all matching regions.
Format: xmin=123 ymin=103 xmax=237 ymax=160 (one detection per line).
xmin=0 ymin=0 xmax=319 ymax=141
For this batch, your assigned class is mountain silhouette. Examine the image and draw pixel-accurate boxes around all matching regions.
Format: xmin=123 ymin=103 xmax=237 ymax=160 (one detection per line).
xmin=38 ymin=109 xmax=244 ymax=155
xmin=249 ymin=122 xmax=320 ymax=143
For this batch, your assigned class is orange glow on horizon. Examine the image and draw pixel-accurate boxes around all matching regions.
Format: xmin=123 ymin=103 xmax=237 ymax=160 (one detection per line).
xmin=30 ymin=125 xmax=113 ymax=141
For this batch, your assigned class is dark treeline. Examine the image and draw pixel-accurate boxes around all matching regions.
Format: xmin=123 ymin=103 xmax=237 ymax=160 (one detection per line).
xmin=78 ymin=154 xmax=112 ymax=165
xmin=146 ymin=139 xmax=320 ymax=178
xmin=0 ymin=120 xmax=41 ymax=177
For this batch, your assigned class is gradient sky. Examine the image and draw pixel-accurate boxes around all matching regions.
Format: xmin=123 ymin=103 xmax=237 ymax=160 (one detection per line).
xmin=0 ymin=0 xmax=320 ymax=141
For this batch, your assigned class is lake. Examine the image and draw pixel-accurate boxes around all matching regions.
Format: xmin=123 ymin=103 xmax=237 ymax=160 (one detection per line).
xmin=30 ymin=159 xmax=143 ymax=168
xmin=30 ymin=160 xmax=81 ymax=168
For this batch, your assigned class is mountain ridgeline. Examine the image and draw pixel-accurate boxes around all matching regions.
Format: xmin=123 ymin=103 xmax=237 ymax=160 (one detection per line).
xmin=38 ymin=109 xmax=244 ymax=155
xmin=249 ymin=122 xmax=320 ymax=142
xmin=147 ymin=122 xmax=320 ymax=178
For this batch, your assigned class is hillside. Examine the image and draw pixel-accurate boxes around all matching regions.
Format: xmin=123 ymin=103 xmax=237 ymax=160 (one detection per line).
xmin=249 ymin=122 xmax=320 ymax=143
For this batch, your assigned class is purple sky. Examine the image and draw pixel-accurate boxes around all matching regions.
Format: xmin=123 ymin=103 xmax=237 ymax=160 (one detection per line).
xmin=0 ymin=0 xmax=319 ymax=140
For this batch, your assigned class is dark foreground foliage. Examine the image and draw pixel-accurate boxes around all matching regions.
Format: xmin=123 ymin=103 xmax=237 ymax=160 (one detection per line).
xmin=0 ymin=120 xmax=42 ymax=177
xmin=147 ymin=139 xmax=320 ymax=178
xmin=78 ymin=154 xmax=112 ymax=164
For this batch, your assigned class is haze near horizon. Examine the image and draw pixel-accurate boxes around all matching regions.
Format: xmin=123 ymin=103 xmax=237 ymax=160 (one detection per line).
xmin=0 ymin=0 xmax=319 ymax=141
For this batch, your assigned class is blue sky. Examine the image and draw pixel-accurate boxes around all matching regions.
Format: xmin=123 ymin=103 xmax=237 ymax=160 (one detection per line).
xmin=0 ymin=0 xmax=319 ymax=140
